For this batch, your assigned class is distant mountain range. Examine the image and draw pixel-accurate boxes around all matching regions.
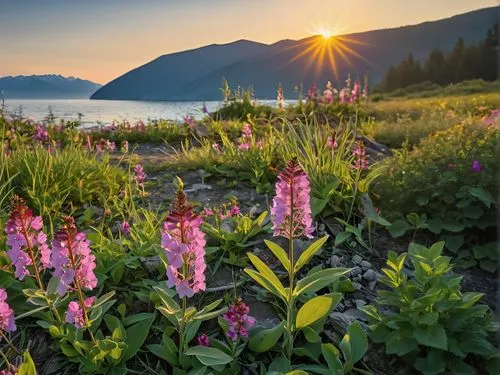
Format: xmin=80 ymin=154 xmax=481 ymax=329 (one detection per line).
xmin=0 ymin=75 xmax=101 ymax=99
xmin=91 ymin=6 xmax=499 ymax=101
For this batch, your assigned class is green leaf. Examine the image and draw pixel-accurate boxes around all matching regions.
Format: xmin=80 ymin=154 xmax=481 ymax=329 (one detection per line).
xmin=264 ymin=240 xmax=291 ymax=272
xmin=388 ymin=219 xmax=408 ymax=238
xmin=427 ymin=217 xmax=443 ymax=234
xmin=294 ymin=268 xmax=350 ymax=296
xmin=479 ymin=259 xmax=497 ymax=273
xmin=414 ymin=349 xmax=445 ymax=375
xmin=321 ymin=343 xmax=343 ymax=375
xmin=406 ymin=212 xmax=420 ymax=227
xmin=92 ymin=291 xmax=116 ymax=310
xmin=463 ymin=205 xmax=484 ymax=219
xmin=185 ymin=346 xmax=232 ymax=367
xmin=249 ymin=322 xmax=285 ymax=353
xmin=311 ymin=197 xmax=329 ymax=217
xmin=294 ymin=236 xmax=329 ymax=273
xmin=414 ymin=324 xmax=447 ymax=350
xmin=446 ymin=358 xmax=475 ymax=375
xmin=153 ymin=286 xmax=180 ymax=314
xmin=123 ymin=313 xmax=155 ymax=360
xmin=302 ymin=326 xmax=321 ymax=343
xmin=296 ymin=296 xmax=333 ymax=329
xmin=443 ymin=234 xmax=464 ymax=254
xmin=469 ymin=187 xmax=494 ymax=208
xmin=441 ymin=221 xmax=465 ymax=233
xmin=17 ymin=351 xmax=37 ymax=375
xmin=385 ymin=332 xmax=418 ymax=356
xmin=335 ymin=231 xmax=351 ymax=246
xmin=347 ymin=321 xmax=368 ymax=364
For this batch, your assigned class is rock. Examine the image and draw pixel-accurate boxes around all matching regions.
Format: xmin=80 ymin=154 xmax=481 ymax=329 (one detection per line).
xmin=318 ymin=223 xmax=326 ymax=232
xmin=248 ymin=204 xmax=263 ymax=218
xmin=350 ymin=266 xmax=362 ymax=276
xmin=353 ymin=275 xmax=362 ymax=282
xmin=363 ymin=269 xmax=377 ymax=282
xmin=336 ymin=302 xmax=345 ymax=311
xmin=352 ymin=255 xmax=362 ymax=265
xmin=187 ymin=183 xmax=212 ymax=192
xmin=220 ymin=221 xmax=236 ymax=233
xmin=140 ymin=256 xmax=161 ymax=272
xmin=352 ymin=281 xmax=362 ymax=290
xmin=329 ymin=310 xmax=367 ymax=333
xmin=368 ymin=280 xmax=377 ymax=290
xmin=344 ymin=300 xmax=353 ymax=308
xmin=360 ymin=260 xmax=372 ymax=270
xmin=354 ymin=299 xmax=367 ymax=309
xmin=330 ymin=255 xmax=342 ymax=268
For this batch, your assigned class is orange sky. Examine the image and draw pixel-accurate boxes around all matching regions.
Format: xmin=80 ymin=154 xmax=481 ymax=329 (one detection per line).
xmin=0 ymin=0 xmax=497 ymax=84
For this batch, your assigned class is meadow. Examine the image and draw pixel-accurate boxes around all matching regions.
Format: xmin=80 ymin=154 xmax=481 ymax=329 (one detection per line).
xmin=0 ymin=79 xmax=498 ymax=375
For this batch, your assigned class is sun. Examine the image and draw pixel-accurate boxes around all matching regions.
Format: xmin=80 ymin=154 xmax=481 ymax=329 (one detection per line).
xmin=319 ymin=28 xmax=333 ymax=40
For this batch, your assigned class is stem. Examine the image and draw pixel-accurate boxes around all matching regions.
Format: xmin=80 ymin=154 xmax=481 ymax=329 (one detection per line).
xmin=346 ymin=168 xmax=361 ymax=224
xmin=0 ymin=347 xmax=12 ymax=368
xmin=0 ymin=331 xmax=20 ymax=356
xmin=178 ymin=296 xmax=187 ymax=364
xmin=20 ymin=226 xmax=44 ymax=291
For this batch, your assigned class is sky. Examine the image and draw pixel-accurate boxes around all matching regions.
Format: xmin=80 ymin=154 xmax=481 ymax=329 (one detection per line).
xmin=0 ymin=0 xmax=497 ymax=84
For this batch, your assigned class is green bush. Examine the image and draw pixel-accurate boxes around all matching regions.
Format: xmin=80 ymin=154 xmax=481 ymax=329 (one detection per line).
xmin=5 ymin=145 xmax=127 ymax=230
xmin=361 ymin=242 xmax=499 ymax=375
xmin=377 ymin=123 xmax=498 ymax=269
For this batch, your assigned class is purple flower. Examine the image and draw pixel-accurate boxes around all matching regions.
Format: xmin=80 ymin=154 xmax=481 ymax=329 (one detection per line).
xmin=52 ymin=217 xmax=97 ymax=296
xmin=229 ymin=205 xmax=240 ymax=217
xmin=121 ymin=221 xmax=131 ymax=235
xmin=307 ymin=84 xmax=318 ymax=102
xmin=196 ymin=334 xmax=210 ymax=347
xmin=271 ymin=159 xmax=314 ymax=239
xmin=65 ymin=296 xmax=95 ymax=328
xmin=353 ymin=141 xmax=368 ymax=170
xmin=161 ymin=188 xmax=206 ymax=298
xmin=202 ymin=103 xmax=208 ymax=114
xmin=238 ymin=142 xmax=250 ymax=151
xmin=242 ymin=123 xmax=252 ymax=138
xmin=327 ymin=130 xmax=338 ymax=150
xmin=134 ymin=164 xmax=146 ymax=189
xmin=223 ymin=298 xmax=255 ymax=341
xmin=201 ymin=208 xmax=214 ymax=217
xmin=471 ymin=160 xmax=481 ymax=173
xmin=5 ymin=197 xmax=51 ymax=281
xmin=350 ymin=79 xmax=361 ymax=104
xmin=0 ymin=288 xmax=16 ymax=334
xmin=33 ymin=124 xmax=49 ymax=143
xmin=323 ymin=81 xmax=334 ymax=104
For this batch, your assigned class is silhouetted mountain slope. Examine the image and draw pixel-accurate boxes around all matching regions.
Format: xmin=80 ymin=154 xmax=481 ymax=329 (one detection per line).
xmin=91 ymin=6 xmax=499 ymax=100
xmin=0 ymin=75 xmax=101 ymax=99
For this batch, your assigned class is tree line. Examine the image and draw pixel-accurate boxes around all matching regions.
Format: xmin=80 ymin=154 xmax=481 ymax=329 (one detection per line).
xmin=381 ymin=23 xmax=498 ymax=92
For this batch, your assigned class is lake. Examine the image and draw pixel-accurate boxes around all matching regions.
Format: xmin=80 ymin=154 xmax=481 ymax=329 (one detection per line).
xmin=1 ymin=99 xmax=288 ymax=128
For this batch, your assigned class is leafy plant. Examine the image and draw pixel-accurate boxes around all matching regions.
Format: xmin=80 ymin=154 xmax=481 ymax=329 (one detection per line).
xmin=361 ymin=241 xmax=499 ymax=375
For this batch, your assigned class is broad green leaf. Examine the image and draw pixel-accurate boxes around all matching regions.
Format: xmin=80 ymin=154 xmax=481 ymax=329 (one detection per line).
xmin=414 ymin=324 xmax=447 ymax=350
xmin=249 ymin=322 xmax=285 ymax=353
xmin=265 ymin=240 xmax=291 ymax=272
xmin=385 ymin=332 xmax=418 ymax=356
xmin=321 ymin=343 xmax=343 ymax=375
xmin=339 ymin=333 xmax=352 ymax=368
xmin=443 ymin=234 xmax=464 ymax=254
xmin=296 ymin=296 xmax=333 ymax=329
xmin=302 ymin=326 xmax=321 ymax=343
xmin=388 ymin=219 xmax=408 ymax=238
xmin=294 ymin=236 xmax=329 ymax=273
xmin=123 ymin=313 xmax=155 ymax=360
xmin=347 ymin=321 xmax=368 ymax=364
xmin=335 ymin=231 xmax=351 ymax=246
xmin=92 ymin=291 xmax=116 ymax=309
xmin=294 ymin=268 xmax=350 ymax=296
xmin=17 ymin=351 xmax=37 ymax=375
xmin=153 ymin=286 xmax=180 ymax=313
xmin=441 ymin=221 xmax=465 ymax=233
xmin=286 ymin=371 xmax=309 ymax=375
xmin=469 ymin=187 xmax=494 ymax=208
xmin=185 ymin=346 xmax=232 ymax=367
xmin=414 ymin=349 xmax=445 ymax=375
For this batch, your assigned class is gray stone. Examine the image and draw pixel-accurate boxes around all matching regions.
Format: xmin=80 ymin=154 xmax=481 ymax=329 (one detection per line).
xmin=220 ymin=221 xmax=236 ymax=233
xmin=353 ymin=275 xmax=362 ymax=282
xmin=140 ymin=256 xmax=161 ymax=272
xmin=350 ymin=266 xmax=362 ymax=276
xmin=186 ymin=183 xmax=212 ymax=193
xmin=336 ymin=302 xmax=345 ymax=311
xmin=352 ymin=255 xmax=363 ymax=265
xmin=360 ymin=260 xmax=372 ymax=270
xmin=344 ymin=300 xmax=353 ymax=308
xmin=368 ymin=280 xmax=377 ymax=290
xmin=363 ymin=269 xmax=377 ymax=282
xmin=330 ymin=255 xmax=342 ymax=268
xmin=352 ymin=281 xmax=362 ymax=290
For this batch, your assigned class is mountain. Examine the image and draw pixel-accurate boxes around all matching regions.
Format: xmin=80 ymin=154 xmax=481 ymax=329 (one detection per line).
xmin=91 ymin=6 xmax=499 ymax=101
xmin=0 ymin=75 xmax=101 ymax=99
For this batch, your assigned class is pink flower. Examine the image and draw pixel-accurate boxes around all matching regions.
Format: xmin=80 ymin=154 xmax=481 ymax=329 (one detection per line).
xmin=52 ymin=217 xmax=97 ymax=296
xmin=447 ymin=163 xmax=456 ymax=170
xmin=350 ymin=79 xmax=361 ymax=104
xmin=242 ymin=123 xmax=252 ymax=138
xmin=223 ymin=298 xmax=255 ymax=341
xmin=161 ymin=188 xmax=206 ymax=298
xmin=65 ymin=296 xmax=95 ymax=328
xmin=256 ymin=139 xmax=264 ymax=149
xmin=271 ymin=159 xmax=314 ymax=239
xmin=353 ymin=141 xmax=368 ymax=170
xmin=0 ymin=288 xmax=16 ymax=334
xmin=201 ymin=208 xmax=214 ymax=217
xmin=230 ymin=205 xmax=240 ymax=217
xmin=471 ymin=160 xmax=481 ymax=173
xmin=183 ymin=115 xmax=196 ymax=129
xmin=5 ymin=197 xmax=51 ymax=280
xmin=327 ymin=130 xmax=338 ymax=150
xmin=121 ymin=221 xmax=131 ymax=235
xmin=196 ymin=334 xmax=210 ymax=347
xmin=134 ymin=164 xmax=146 ymax=189
xmin=212 ymin=143 xmax=222 ymax=154
xmin=33 ymin=124 xmax=49 ymax=143
xmin=238 ymin=142 xmax=250 ymax=151
xmin=121 ymin=141 xmax=129 ymax=153
xmin=323 ymin=81 xmax=334 ymax=104
xmin=307 ymin=84 xmax=318 ymax=102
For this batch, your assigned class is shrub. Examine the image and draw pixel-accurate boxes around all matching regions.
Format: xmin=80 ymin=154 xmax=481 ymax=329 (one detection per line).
xmin=361 ymin=242 xmax=499 ymax=375
xmin=377 ymin=123 xmax=498 ymax=270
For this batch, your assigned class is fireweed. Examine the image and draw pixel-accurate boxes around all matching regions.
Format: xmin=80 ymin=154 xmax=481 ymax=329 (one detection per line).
xmin=0 ymin=288 xmax=20 ymax=371
xmin=134 ymin=163 xmax=146 ymax=194
xmin=245 ymin=158 xmax=350 ymax=368
xmin=223 ymin=297 xmax=255 ymax=342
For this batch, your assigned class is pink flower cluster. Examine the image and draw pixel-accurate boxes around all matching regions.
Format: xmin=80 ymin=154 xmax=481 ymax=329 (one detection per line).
xmin=65 ymin=296 xmax=95 ymax=328
xmin=33 ymin=124 xmax=49 ymax=143
xmin=183 ymin=115 xmax=196 ymax=129
xmin=271 ymin=159 xmax=314 ymax=239
xmin=95 ymin=138 xmax=116 ymax=153
xmin=5 ymin=198 xmax=51 ymax=280
xmin=238 ymin=123 xmax=252 ymax=150
xmin=223 ymin=298 xmax=255 ymax=341
xmin=0 ymin=289 xmax=16 ymax=335
xmin=471 ymin=160 xmax=481 ymax=173
xmin=161 ymin=190 xmax=206 ymax=298
xmin=353 ymin=141 xmax=368 ymax=170
xmin=212 ymin=143 xmax=222 ymax=154
xmin=134 ymin=164 xmax=146 ymax=189
xmin=277 ymin=85 xmax=285 ymax=108
xmin=121 ymin=140 xmax=129 ymax=153
xmin=196 ymin=334 xmax=210 ymax=347
xmin=202 ymin=201 xmax=240 ymax=220
xmin=52 ymin=217 xmax=97 ymax=296
xmin=307 ymin=76 xmax=369 ymax=105
xmin=327 ymin=130 xmax=338 ymax=150
xmin=121 ymin=221 xmax=131 ymax=235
